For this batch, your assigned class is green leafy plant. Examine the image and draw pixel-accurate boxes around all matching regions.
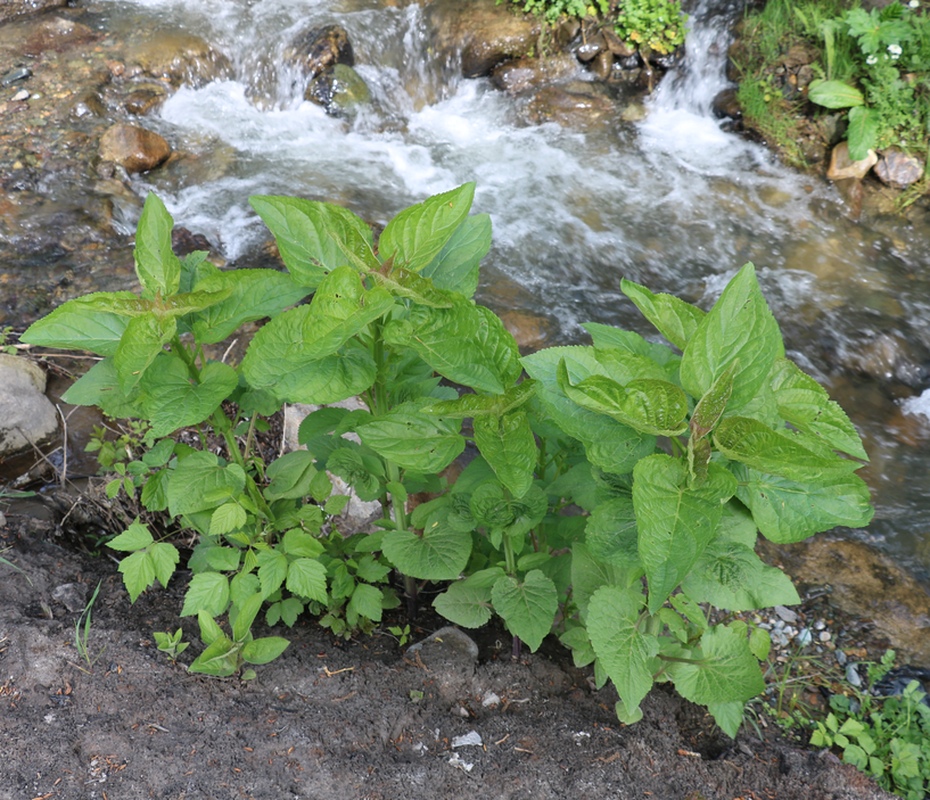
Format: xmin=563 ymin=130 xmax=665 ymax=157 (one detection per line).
xmin=153 ymin=628 xmax=189 ymax=661
xmin=812 ymin=652 xmax=930 ymax=799
xmin=614 ymin=0 xmax=685 ymax=56
xmin=22 ymin=186 xmax=872 ymax=737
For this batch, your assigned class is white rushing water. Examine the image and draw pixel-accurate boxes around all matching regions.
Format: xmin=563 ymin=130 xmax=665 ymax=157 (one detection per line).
xmin=98 ymin=0 xmax=930 ymax=575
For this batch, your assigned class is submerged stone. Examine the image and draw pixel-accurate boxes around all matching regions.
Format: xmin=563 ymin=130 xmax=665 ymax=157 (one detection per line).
xmin=305 ymin=63 xmax=370 ymax=115
xmin=284 ymin=24 xmax=355 ymax=83
xmin=98 ymin=123 xmax=171 ymax=173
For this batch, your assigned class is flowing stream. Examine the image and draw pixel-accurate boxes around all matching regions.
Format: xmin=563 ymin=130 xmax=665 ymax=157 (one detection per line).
xmin=71 ymin=0 xmax=930 ymax=581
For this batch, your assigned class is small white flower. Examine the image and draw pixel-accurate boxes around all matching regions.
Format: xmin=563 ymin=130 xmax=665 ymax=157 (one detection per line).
xmin=888 ymin=43 xmax=903 ymax=58
xmin=909 ymin=0 xmax=919 ymax=9
xmin=866 ymin=54 xmax=878 ymax=65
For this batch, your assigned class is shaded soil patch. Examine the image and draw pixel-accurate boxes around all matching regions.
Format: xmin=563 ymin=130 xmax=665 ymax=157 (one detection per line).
xmin=0 ymin=510 xmax=894 ymax=800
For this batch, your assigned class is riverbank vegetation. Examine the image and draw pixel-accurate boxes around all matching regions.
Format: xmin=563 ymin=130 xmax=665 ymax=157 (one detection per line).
xmin=733 ymin=0 xmax=930 ymax=196
xmin=21 ymin=184 xmax=873 ymax=738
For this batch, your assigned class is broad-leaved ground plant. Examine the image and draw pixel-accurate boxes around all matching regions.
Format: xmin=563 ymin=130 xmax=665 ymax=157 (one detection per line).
xmin=22 ymin=185 xmax=873 ymax=735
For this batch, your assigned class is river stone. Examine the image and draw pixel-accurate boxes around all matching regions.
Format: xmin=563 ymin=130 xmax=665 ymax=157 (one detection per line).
xmin=490 ymin=53 xmax=578 ymax=95
xmin=874 ymin=148 xmax=925 ymax=189
xmin=132 ymin=32 xmax=232 ymax=87
xmin=0 ymin=0 xmax=67 ymax=23
xmin=826 ymin=142 xmax=878 ymax=182
xmin=284 ymin=24 xmax=354 ymax=82
xmin=523 ymin=84 xmax=615 ymax=130
xmin=305 ymin=63 xmax=370 ymax=114
xmin=23 ymin=16 xmax=97 ymax=56
xmin=423 ymin=0 xmax=541 ymax=79
xmin=0 ymin=354 xmax=58 ymax=457
xmin=98 ymin=123 xmax=171 ymax=173
xmin=759 ymin=538 xmax=930 ymax=667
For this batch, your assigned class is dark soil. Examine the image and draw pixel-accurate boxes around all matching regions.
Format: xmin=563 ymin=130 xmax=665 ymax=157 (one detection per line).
xmin=0 ymin=507 xmax=895 ymax=800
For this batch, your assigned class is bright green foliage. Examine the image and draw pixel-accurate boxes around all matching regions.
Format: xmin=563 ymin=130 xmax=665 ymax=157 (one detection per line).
xmin=811 ymin=652 xmax=930 ymax=799
xmin=23 ymin=188 xmax=872 ymax=738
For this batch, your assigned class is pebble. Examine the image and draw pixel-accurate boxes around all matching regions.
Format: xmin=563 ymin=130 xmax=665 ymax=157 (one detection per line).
xmin=11 ymin=89 xmax=29 ymax=102
xmin=775 ymin=605 xmax=798 ymax=623
xmin=796 ymin=628 xmax=813 ymax=647
xmin=481 ymin=691 xmax=501 ymax=708
xmin=846 ymin=663 xmax=863 ymax=688
xmin=836 ymin=650 xmax=848 ymax=667
xmin=819 ymin=631 xmax=832 ymax=643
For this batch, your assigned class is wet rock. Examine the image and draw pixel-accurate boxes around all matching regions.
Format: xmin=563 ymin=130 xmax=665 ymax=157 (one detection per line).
xmin=0 ymin=354 xmax=58 ymax=458
xmin=123 ymin=84 xmax=169 ymax=116
xmin=711 ymin=87 xmax=740 ymax=120
xmin=523 ymin=84 xmax=616 ymax=130
xmin=132 ymin=31 xmax=232 ymax=88
xmin=498 ymin=308 xmax=556 ymax=352
xmin=575 ymin=38 xmax=604 ymax=63
xmin=23 ymin=16 xmax=97 ymax=56
xmin=71 ymin=90 xmax=107 ymax=119
xmin=98 ymin=123 xmax=171 ymax=174
xmin=424 ymin=0 xmax=541 ymax=79
xmin=490 ymin=53 xmax=578 ymax=95
xmin=838 ymin=330 xmax=930 ymax=387
xmin=827 ymin=142 xmax=878 ymax=182
xmin=0 ymin=0 xmax=67 ymax=24
xmin=305 ymin=63 xmax=370 ymax=114
xmin=760 ymin=538 xmax=930 ymax=667
xmin=874 ymin=148 xmax=925 ymax=189
xmin=284 ymin=24 xmax=355 ymax=82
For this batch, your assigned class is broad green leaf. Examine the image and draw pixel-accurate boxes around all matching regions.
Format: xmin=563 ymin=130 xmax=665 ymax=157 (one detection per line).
xmin=189 ymin=635 xmax=237 ymax=677
xmin=21 ymin=292 xmax=137 ymax=355
xmin=560 ymin=623 xmax=596 ymax=668
xmin=584 ymin=497 xmax=641 ymax=572
xmin=378 ymin=183 xmax=475 ymax=273
xmin=140 ymin=356 xmax=238 ymax=437
xmin=285 ymin=557 xmax=328 ymax=603
xmin=348 ymin=583 xmax=383 ymax=622
xmin=249 ymin=195 xmax=377 ymax=285
xmin=108 ymin=520 xmax=154 ymax=552
xmin=149 ymin=542 xmax=180 ymax=589
xmin=807 ymin=79 xmax=864 ymax=109
xmin=432 ymin=569 xmax=503 ymax=628
xmin=768 ymin=359 xmax=867 ymax=460
xmin=268 ymin=596 xmax=303 ymax=628
xmin=382 ymin=524 xmax=472 ymax=580
xmin=370 ymin=266 xmax=457 ymax=308
xmin=205 ymin=545 xmax=242 ymax=572
xmin=749 ymin=627 xmax=771 ymax=661
xmin=180 ymin=572 xmax=230 ymax=617
xmin=473 ymin=410 xmax=536 ymax=498
xmin=386 ymin=301 xmax=521 ymax=394
xmin=189 ymin=266 xmax=309 ymax=344
xmin=258 ymin=549 xmax=289 ymax=598
xmin=232 ymin=591 xmax=265 ymax=642
xmin=197 ymin=610 xmax=225 ymax=645
xmin=633 ymin=455 xmax=736 ymax=612
xmin=522 ymin=346 xmax=656 ymax=474
xmin=327 ymin=446 xmax=383 ymax=502
xmin=583 ymin=323 xmax=681 ymax=369
xmin=114 ymin=313 xmax=176 ymax=393
xmin=571 ymin=541 xmax=636 ymax=619
xmin=847 ymin=106 xmax=879 ymax=163
xmin=706 ymin=702 xmax=746 ymax=739
xmin=210 ymin=503 xmax=247 ymax=536
xmin=714 ymin=416 xmax=858 ymax=480
xmin=420 ymin=212 xmax=491 ymax=297
xmin=282 ymin=529 xmax=324 ymax=558
xmin=117 ymin=550 xmax=155 ymax=602
xmin=244 ymin=339 xmax=377 ymax=405
xmin=357 ymin=407 xmax=465 ymax=473
xmin=587 ymin=585 xmax=659 ymax=715
xmin=558 ymin=365 xmax=689 ymax=437
xmin=681 ymin=540 xmax=800 ymax=611
xmin=691 ymin=361 xmax=737 ymax=439
xmin=264 ymin=450 xmax=318 ymax=501
xmin=666 ymin=623 xmax=765 ymax=714
xmin=423 ymin=381 xmax=536 ymax=420
xmin=490 ymin=570 xmax=558 ymax=652
xmin=168 ymin=451 xmax=246 ymax=517
xmin=242 ymin=636 xmax=290 ymax=664
xmin=733 ymin=464 xmax=873 ymax=543
xmin=621 ymin=279 xmax=706 ymax=351
xmin=61 ymin=358 xmax=142 ymax=418
xmin=680 ymin=264 xmax=784 ymax=411
xmin=134 ymin=193 xmax=182 ymax=298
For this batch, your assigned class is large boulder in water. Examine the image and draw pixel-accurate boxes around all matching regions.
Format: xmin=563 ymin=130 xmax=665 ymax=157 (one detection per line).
xmin=305 ymin=63 xmax=371 ymax=115
xmin=423 ymin=0 xmax=541 ymax=79
xmin=283 ymin=24 xmax=355 ymax=82
xmin=131 ymin=31 xmax=233 ymax=88
xmin=522 ymin=83 xmax=616 ymax=130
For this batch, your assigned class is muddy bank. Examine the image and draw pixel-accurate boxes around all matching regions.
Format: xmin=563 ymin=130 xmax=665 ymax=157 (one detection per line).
xmin=0 ymin=512 xmax=895 ymax=800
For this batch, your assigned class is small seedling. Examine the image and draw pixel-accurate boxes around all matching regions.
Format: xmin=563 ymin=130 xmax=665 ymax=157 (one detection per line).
xmin=153 ymin=628 xmax=190 ymax=661
xmin=73 ymin=581 xmax=105 ymax=671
